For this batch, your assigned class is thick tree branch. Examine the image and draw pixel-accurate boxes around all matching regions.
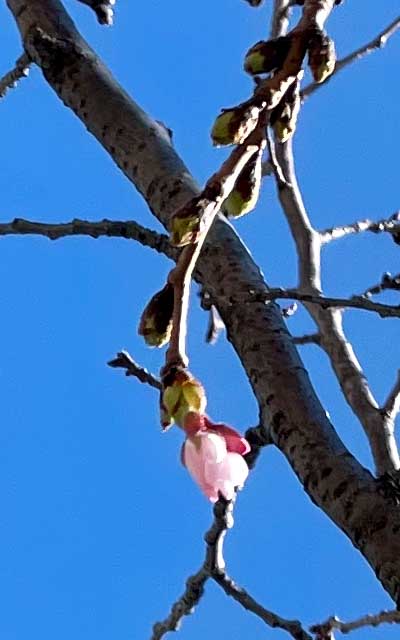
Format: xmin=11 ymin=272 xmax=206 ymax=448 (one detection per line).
xmin=0 ymin=53 xmax=30 ymax=98
xmin=303 ymin=16 xmax=400 ymax=98
xmin=383 ymin=371 xmax=400 ymax=424
xmin=0 ymin=217 xmax=175 ymax=260
xmin=8 ymin=0 xmax=400 ymax=603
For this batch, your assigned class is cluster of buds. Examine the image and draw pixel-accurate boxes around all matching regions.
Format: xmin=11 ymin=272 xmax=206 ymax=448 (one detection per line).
xmin=169 ymin=194 xmax=207 ymax=247
xmin=160 ymin=369 xmax=250 ymax=501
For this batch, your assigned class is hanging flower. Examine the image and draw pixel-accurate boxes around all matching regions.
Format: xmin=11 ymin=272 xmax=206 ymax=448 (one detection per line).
xmin=181 ymin=414 xmax=250 ymax=502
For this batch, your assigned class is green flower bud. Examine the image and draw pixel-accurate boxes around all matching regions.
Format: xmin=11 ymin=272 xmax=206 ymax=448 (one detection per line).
xmin=270 ymin=78 xmax=301 ymax=143
xmin=138 ymin=283 xmax=174 ymax=348
xmin=161 ymin=369 xmax=207 ymax=429
xmin=224 ymin=147 xmax=263 ymax=219
xmin=244 ymin=37 xmax=291 ymax=76
xmin=308 ymin=31 xmax=336 ymax=84
xmin=170 ymin=211 xmax=202 ymax=247
xmin=211 ymin=105 xmax=260 ymax=146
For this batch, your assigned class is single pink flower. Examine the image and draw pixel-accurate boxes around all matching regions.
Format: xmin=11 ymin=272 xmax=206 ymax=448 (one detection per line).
xmin=181 ymin=414 xmax=250 ymax=502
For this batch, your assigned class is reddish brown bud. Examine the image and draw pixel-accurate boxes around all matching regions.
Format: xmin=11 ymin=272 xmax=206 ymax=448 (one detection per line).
xmin=270 ymin=78 xmax=301 ymax=143
xmin=244 ymin=36 xmax=291 ymax=75
xmin=308 ymin=30 xmax=336 ymax=84
xmin=138 ymin=283 xmax=174 ymax=348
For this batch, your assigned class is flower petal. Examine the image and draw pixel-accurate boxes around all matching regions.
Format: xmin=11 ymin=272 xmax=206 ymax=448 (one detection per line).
xmin=205 ymin=418 xmax=251 ymax=455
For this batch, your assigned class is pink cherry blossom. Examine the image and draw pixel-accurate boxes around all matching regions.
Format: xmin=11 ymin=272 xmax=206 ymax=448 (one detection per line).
xmin=181 ymin=414 xmax=250 ymax=502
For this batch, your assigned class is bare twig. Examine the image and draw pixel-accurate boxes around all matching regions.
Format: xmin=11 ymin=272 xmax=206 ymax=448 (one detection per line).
xmin=108 ymin=351 xmax=161 ymax=390
xmin=0 ymin=217 xmax=176 ymax=260
xmin=362 ymin=272 xmax=400 ymax=298
xmin=320 ymin=212 xmax=400 ymax=245
xmin=293 ymin=333 xmax=321 ymax=345
xmin=269 ymin=0 xmax=400 ymax=474
xmin=214 ymin=572 xmax=312 ymax=640
xmin=0 ymin=53 xmax=30 ymax=98
xmin=303 ymin=16 xmax=400 ymax=98
xmin=310 ymin=609 xmax=400 ymax=637
xmin=153 ymin=496 xmax=310 ymax=640
xmin=76 ymin=0 xmax=116 ymax=25
xmin=164 ymin=134 xmax=265 ymax=371
xmin=231 ymin=288 xmax=400 ymax=319
xmin=383 ymin=371 xmax=400 ymax=423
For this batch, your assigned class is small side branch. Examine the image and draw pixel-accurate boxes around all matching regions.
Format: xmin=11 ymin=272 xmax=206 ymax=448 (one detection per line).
xmin=108 ymin=351 xmax=161 ymax=390
xmin=234 ymin=288 xmax=400 ymax=319
xmin=383 ymin=371 xmax=400 ymax=423
xmin=0 ymin=53 xmax=30 ymax=98
xmin=303 ymin=15 xmax=400 ymax=98
xmin=310 ymin=609 xmax=400 ymax=638
xmin=0 ymin=217 xmax=176 ymax=260
xmin=76 ymin=0 xmax=116 ymax=25
xmin=293 ymin=333 xmax=321 ymax=346
xmin=320 ymin=213 xmax=400 ymax=245
xmin=362 ymin=272 xmax=400 ymax=298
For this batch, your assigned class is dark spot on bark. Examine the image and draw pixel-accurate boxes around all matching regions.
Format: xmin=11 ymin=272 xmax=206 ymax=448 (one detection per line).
xmin=167 ymin=187 xmax=181 ymax=201
xmin=123 ymin=160 xmax=129 ymax=170
xmin=110 ymin=145 xmax=115 ymax=154
xmin=272 ymin=410 xmax=285 ymax=433
xmin=321 ymin=490 xmax=329 ymax=503
xmin=392 ymin=524 xmax=400 ymax=534
xmin=353 ymin=527 xmax=362 ymax=546
xmin=137 ymin=142 xmax=146 ymax=151
xmin=289 ymin=445 xmax=296 ymax=456
xmin=147 ymin=178 xmax=158 ymax=200
xmin=131 ymin=165 xmax=138 ymax=178
xmin=333 ymin=480 xmax=348 ymax=499
xmin=117 ymin=128 xmax=124 ymax=136
xmin=79 ymin=98 xmax=86 ymax=109
xmin=321 ymin=467 xmax=333 ymax=479
xmin=370 ymin=516 xmax=388 ymax=535
xmin=82 ymin=111 xmax=88 ymax=119
xmin=266 ymin=394 xmax=274 ymax=405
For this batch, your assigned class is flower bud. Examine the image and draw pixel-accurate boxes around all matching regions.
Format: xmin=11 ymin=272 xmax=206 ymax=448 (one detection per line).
xmin=138 ymin=283 xmax=174 ymax=348
xmin=308 ymin=31 xmax=336 ymax=84
xmin=223 ymin=147 xmax=263 ymax=218
xmin=244 ymin=36 xmax=291 ymax=76
xmin=161 ymin=369 xmax=207 ymax=429
xmin=211 ymin=105 xmax=260 ymax=146
xmin=244 ymin=0 xmax=264 ymax=5
xmin=270 ymin=78 xmax=301 ymax=143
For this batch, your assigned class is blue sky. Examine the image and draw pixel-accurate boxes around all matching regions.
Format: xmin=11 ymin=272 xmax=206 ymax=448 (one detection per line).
xmin=0 ymin=1 xmax=399 ymax=639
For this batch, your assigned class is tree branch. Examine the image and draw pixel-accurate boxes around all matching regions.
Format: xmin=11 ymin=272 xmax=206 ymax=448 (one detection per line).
xmin=0 ymin=53 xmax=30 ymax=98
xmin=293 ymin=333 xmax=321 ymax=345
xmin=320 ymin=212 xmax=400 ymax=245
xmin=9 ymin=0 xmax=400 ymax=603
xmin=232 ymin=287 xmax=400 ymax=319
xmin=310 ymin=609 xmax=400 ymax=638
xmin=0 ymin=217 xmax=176 ymax=260
xmin=108 ymin=351 xmax=161 ymax=390
xmin=302 ymin=15 xmax=400 ymax=98
xmin=362 ymin=272 xmax=400 ymax=298
xmin=76 ymin=0 xmax=115 ymax=25
xmin=383 ymin=371 xmax=400 ymax=423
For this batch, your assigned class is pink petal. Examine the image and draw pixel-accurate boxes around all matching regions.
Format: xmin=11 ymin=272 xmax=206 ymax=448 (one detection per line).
xmin=205 ymin=418 xmax=250 ymax=455
xmin=204 ymin=452 xmax=249 ymax=501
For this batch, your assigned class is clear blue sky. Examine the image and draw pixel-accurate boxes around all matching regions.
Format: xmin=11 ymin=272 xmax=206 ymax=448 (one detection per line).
xmin=1 ymin=1 xmax=399 ymax=639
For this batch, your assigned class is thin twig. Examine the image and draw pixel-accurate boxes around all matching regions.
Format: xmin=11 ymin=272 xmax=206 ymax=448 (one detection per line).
xmin=310 ymin=608 xmax=400 ymax=637
xmin=230 ymin=288 xmax=400 ymax=319
xmin=76 ymin=0 xmax=116 ymax=25
xmin=320 ymin=212 xmax=400 ymax=245
xmin=383 ymin=371 xmax=400 ymax=422
xmin=302 ymin=15 xmax=400 ymax=98
xmin=163 ymin=133 xmax=265 ymax=371
xmin=0 ymin=217 xmax=176 ymax=260
xmin=214 ymin=572 xmax=312 ymax=640
xmin=293 ymin=333 xmax=321 ymax=345
xmin=108 ymin=351 xmax=161 ymax=390
xmin=0 ymin=53 xmax=30 ymax=98
xmin=362 ymin=272 xmax=400 ymax=298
